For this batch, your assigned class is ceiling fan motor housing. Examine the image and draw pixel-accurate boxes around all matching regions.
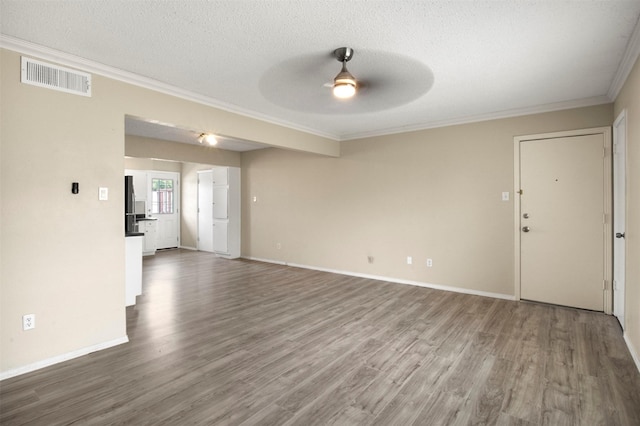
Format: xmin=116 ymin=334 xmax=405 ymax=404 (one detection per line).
xmin=334 ymin=47 xmax=354 ymax=62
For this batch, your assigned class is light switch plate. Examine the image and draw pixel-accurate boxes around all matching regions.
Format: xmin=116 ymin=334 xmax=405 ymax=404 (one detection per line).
xmin=99 ymin=187 xmax=108 ymax=201
xmin=502 ymin=192 xmax=510 ymax=201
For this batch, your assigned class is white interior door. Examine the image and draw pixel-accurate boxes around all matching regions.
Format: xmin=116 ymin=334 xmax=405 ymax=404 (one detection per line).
xmin=198 ymin=171 xmax=214 ymax=252
xmin=147 ymin=171 xmax=180 ymax=249
xmin=613 ymin=111 xmax=627 ymax=328
xmin=519 ymin=134 xmax=606 ymax=311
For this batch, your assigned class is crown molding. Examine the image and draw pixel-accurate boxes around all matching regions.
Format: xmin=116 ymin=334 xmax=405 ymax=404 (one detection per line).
xmin=608 ymin=14 xmax=640 ymax=100
xmin=0 ymin=35 xmax=623 ymax=143
xmin=339 ymin=95 xmax=612 ymax=141
xmin=0 ymin=35 xmax=340 ymax=141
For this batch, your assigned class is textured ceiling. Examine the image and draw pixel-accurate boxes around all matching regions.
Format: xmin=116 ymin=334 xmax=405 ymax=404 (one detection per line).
xmin=2 ymin=1 xmax=640 ymax=142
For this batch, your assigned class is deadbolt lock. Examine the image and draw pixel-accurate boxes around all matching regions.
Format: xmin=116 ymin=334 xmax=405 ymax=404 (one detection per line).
xmin=522 ymin=226 xmax=530 ymax=233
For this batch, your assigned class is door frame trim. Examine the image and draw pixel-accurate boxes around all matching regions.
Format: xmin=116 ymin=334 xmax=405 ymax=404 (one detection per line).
xmin=513 ymin=127 xmax=612 ymax=314
xmin=613 ymin=109 xmax=627 ymax=327
xmin=197 ymin=169 xmax=214 ymax=252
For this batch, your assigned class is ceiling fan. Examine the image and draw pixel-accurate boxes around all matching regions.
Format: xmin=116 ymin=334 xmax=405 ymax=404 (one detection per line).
xmin=331 ymin=47 xmax=357 ymax=99
xmin=260 ymin=47 xmax=433 ymax=113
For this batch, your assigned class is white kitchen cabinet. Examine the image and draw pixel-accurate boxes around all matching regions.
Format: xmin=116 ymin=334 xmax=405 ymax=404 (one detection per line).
xmin=125 ymin=235 xmax=143 ymax=306
xmin=197 ymin=167 xmax=240 ymax=259
xmin=139 ymin=219 xmax=158 ymax=256
xmin=212 ymin=186 xmax=228 ymax=219
xmin=211 ymin=167 xmax=228 ymax=185
xmin=212 ymin=221 xmax=228 ymax=253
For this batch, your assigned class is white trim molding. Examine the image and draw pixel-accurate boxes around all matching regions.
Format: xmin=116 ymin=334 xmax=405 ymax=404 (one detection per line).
xmin=242 ymin=256 xmax=287 ymax=266
xmin=242 ymin=256 xmax=515 ymax=301
xmin=341 ymin=96 xmax=611 ymax=141
xmin=0 ymin=336 xmax=129 ymax=381
xmin=0 ymin=35 xmax=625 ymax=143
xmin=608 ymin=15 xmax=640 ymax=100
xmin=624 ymin=333 xmax=640 ymax=373
xmin=0 ymin=35 xmax=338 ymax=141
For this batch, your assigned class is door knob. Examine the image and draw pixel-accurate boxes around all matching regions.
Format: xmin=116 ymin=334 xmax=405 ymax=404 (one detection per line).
xmin=616 ymin=232 xmax=625 ymax=239
xmin=522 ymin=226 xmax=530 ymax=233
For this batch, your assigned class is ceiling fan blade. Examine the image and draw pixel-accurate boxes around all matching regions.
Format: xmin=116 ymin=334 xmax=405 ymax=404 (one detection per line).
xmin=260 ymin=49 xmax=433 ymax=114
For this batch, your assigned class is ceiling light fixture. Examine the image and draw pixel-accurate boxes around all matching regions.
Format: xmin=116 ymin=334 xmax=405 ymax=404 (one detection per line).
xmin=332 ymin=47 xmax=356 ymax=99
xmin=197 ymin=133 xmax=218 ymax=146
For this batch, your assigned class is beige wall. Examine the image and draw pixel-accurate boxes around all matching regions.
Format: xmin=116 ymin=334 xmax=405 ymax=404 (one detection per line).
xmin=0 ymin=47 xmax=335 ymax=374
xmin=1 ymin=52 xmax=127 ymax=372
xmin=614 ymin=55 xmax=640 ymax=363
xmin=241 ymin=104 xmax=613 ymax=297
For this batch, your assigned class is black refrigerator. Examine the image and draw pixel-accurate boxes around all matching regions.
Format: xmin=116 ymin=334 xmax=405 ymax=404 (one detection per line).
xmin=125 ymin=175 xmax=136 ymax=234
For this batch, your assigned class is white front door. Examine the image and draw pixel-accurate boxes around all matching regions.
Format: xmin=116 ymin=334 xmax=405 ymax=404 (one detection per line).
xmin=613 ymin=111 xmax=627 ymax=328
xmin=197 ymin=170 xmax=214 ymax=252
xmin=147 ymin=171 xmax=180 ymax=249
xmin=518 ymin=132 xmax=607 ymax=311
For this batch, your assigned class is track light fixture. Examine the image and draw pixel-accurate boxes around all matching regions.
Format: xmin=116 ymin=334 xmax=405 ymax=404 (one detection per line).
xmin=197 ymin=133 xmax=218 ymax=146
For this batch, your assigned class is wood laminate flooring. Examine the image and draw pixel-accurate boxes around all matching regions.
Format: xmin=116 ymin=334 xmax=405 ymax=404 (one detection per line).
xmin=1 ymin=249 xmax=639 ymax=425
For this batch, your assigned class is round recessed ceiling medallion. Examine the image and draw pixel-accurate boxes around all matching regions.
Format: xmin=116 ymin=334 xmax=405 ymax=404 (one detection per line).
xmin=259 ymin=49 xmax=434 ymax=115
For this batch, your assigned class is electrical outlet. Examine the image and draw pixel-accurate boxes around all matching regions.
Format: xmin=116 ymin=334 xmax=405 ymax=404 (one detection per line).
xmin=427 ymin=258 xmax=433 ymax=267
xmin=407 ymin=256 xmax=412 ymax=265
xmin=276 ymin=242 xmax=282 ymax=250
xmin=23 ymin=314 xmax=35 ymax=330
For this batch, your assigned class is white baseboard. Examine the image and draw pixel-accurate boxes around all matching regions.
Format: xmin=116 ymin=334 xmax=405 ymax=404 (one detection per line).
xmin=0 ymin=335 xmax=129 ymax=381
xmin=242 ymin=257 xmax=515 ymax=301
xmin=242 ymin=256 xmax=287 ymax=266
xmin=179 ymin=245 xmax=198 ymax=251
xmin=624 ymin=332 xmax=640 ymax=373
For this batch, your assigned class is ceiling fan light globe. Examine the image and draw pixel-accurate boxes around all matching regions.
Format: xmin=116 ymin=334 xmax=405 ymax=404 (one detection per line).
xmin=333 ymin=82 xmax=356 ymax=98
xmin=333 ymin=63 xmax=357 ymax=99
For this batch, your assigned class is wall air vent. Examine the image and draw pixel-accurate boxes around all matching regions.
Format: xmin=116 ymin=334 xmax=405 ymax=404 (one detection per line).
xmin=21 ymin=57 xmax=92 ymax=97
